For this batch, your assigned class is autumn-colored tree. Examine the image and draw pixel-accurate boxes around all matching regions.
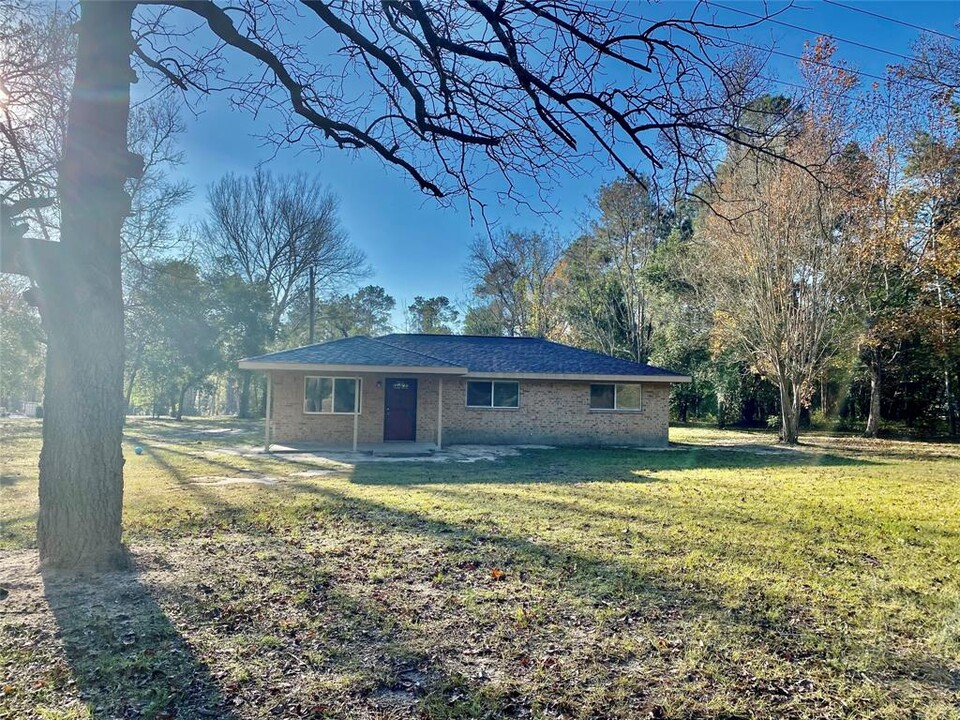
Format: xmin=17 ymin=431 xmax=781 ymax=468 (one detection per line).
xmin=698 ymin=41 xmax=861 ymax=444
xmin=844 ymin=76 xmax=925 ymax=437
xmin=897 ymin=33 xmax=960 ymax=435
xmin=900 ymin=129 xmax=960 ymax=435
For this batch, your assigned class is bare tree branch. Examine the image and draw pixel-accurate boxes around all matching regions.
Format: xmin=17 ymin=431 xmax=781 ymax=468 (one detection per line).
xmin=129 ymin=0 xmax=799 ymax=210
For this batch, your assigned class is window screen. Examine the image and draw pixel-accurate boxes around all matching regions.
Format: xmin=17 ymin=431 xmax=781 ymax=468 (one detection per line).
xmin=590 ymin=383 xmax=641 ymax=410
xmin=492 ymin=382 xmax=519 ymax=408
xmin=616 ymin=384 xmax=642 ymax=410
xmin=333 ymin=378 xmax=359 ymax=413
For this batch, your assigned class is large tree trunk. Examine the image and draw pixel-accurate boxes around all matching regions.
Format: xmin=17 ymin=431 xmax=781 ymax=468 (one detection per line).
xmin=865 ymin=363 xmax=881 ymax=438
xmin=36 ymin=2 xmax=138 ymax=571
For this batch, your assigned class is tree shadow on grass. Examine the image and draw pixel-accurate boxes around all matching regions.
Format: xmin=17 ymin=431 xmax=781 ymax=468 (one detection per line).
xmin=126 ymin=435 xmax=337 ymax=485
xmin=287 ymin=481 xmax=960 ymax=706
xmin=0 ymin=473 xmax=27 ymax=488
xmin=41 ymin=548 xmax=234 ymax=719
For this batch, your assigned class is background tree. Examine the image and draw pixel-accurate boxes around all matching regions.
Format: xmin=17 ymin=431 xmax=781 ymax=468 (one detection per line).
xmin=846 ymin=79 xmax=922 ymax=437
xmin=121 ymin=98 xmax=193 ymax=273
xmin=462 ymin=300 xmax=512 ymax=336
xmin=406 ymin=296 xmax=459 ymax=334
xmin=465 ymin=230 xmax=562 ymax=338
xmin=697 ymin=70 xmax=861 ymax=444
xmin=315 ymin=285 xmax=396 ymax=340
xmin=203 ymin=169 xmax=364 ymax=416
xmin=556 ymin=178 xmax=666 ymax=362
xmin=641 ymin=216 xmax=716 ymax=423
xmin=131 ymin=261 xmax=223 ymax=419
xmin=900 ymin=127 xmax=960 ymax=436
xmin=206 ymin=272 xmax=274 ymax=414
xmin=0 ymin=276 xmax=44 ymax=411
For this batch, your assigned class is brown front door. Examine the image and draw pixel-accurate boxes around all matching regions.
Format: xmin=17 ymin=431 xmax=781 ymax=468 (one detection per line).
xmin=383 ymin=378 xmax=417 ymax=441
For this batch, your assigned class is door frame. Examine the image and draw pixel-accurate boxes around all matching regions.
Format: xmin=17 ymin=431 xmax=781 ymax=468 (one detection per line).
xmin=383 ymin=377 xmax=418 ymax=442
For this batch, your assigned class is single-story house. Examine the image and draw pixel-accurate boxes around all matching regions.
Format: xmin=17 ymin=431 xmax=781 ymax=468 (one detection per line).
xmin=238 ymin=334 xmax=691 ymax=451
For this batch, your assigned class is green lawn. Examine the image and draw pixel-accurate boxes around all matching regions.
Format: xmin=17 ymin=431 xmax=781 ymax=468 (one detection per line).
xmin=1 ymin=419 xmax=959 ymax=719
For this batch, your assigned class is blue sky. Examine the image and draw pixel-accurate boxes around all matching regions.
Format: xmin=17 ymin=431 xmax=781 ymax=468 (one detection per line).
xmin=163 ymin=1 xmax=960 ymax=324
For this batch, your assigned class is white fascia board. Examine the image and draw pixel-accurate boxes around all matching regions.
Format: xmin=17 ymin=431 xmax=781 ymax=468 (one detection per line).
xmin=463 ymin=372 xmax=692 ymax=383
xmin=238 ymin=361 xmax=468 ymax=374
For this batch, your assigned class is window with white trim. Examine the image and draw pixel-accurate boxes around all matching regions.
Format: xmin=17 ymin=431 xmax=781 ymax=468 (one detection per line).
xmin=590 ymin=383 xmax=642 ymax=410
xmin=304 ymin=377 xmax=360 ymax=414
xmin=466 ymin=380 xmax=519 ymax=408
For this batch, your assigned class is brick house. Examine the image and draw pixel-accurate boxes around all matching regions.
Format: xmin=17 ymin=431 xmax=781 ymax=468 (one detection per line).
xmin=239 ymin=334 xmax=690 ymax=451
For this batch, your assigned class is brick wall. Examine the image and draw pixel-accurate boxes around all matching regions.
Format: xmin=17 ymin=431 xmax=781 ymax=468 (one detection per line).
xmin=268 ymin=371 xmax=440 ymax=445
xmin=268 ymin=371 xmax=671 ymax=447
xmin=440 ymin=378 xmax=670 ymax=447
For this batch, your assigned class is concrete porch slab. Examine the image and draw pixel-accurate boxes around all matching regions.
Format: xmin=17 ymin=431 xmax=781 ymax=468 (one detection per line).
xmin=267 ymin=442 xmax=439 ymax=457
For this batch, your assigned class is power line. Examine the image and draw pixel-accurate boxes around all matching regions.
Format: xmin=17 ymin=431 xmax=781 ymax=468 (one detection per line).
xmin=725 ymin=37 xmax=901 ymax=86
xmin=722 ymin=35 xmax=953 ymax=93
xmin=707 ymin=1 xmax=915 ymax=63
xmin=821 ymin=0 xmax=960 ymax=44
xmin=615 ymin=7 xmax=945 ymax=94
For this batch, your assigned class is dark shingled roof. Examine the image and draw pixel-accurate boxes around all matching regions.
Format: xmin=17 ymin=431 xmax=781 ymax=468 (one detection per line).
xmin=377 ymin=334 xmax=683 ymax=377
xmin=241 ymin=336 xmax=462 ymax=368
xmin=241 ymin=334 xmax=687 ymax=379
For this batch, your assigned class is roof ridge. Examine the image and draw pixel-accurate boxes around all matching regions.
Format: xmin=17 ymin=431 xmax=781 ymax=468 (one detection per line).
xmin=533 ymin=337 xmax=688 ymax=375
xmin=381 ymin=332 xmax=542 ymax=340
xmin=369 ymin=336 xmax=462 ymax=367
xmin=376 ymin=333 xmax=687 ymax=375
xmin=240 ymin=334 xmax=373 ymax=363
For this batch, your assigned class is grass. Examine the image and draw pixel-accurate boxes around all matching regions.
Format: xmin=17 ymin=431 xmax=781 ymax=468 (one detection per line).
xmin=1 ymin=418 xmax=959 ymax=719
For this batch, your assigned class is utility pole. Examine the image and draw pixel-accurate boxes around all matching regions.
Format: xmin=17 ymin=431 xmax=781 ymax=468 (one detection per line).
xmin=308 ymin=266 xmax=316 ymax=344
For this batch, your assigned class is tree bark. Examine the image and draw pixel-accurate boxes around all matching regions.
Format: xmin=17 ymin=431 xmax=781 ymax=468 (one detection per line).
xmin=238 ymin=370 xmax=252 ymax=418
xmin=175 ymin=384 xmax=189 ymax=421
xmin=945 ymin=366 xmax=958 ymax=438
xmin=35 ymin=1 xmax=138 ymax=571
xmin=865 ymin=363 xmax=881 ymax=438
xmin=124 ymin=359 xmax=140 ymax=413
xmin=778 ymin=379 xmax=800 ymax=445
